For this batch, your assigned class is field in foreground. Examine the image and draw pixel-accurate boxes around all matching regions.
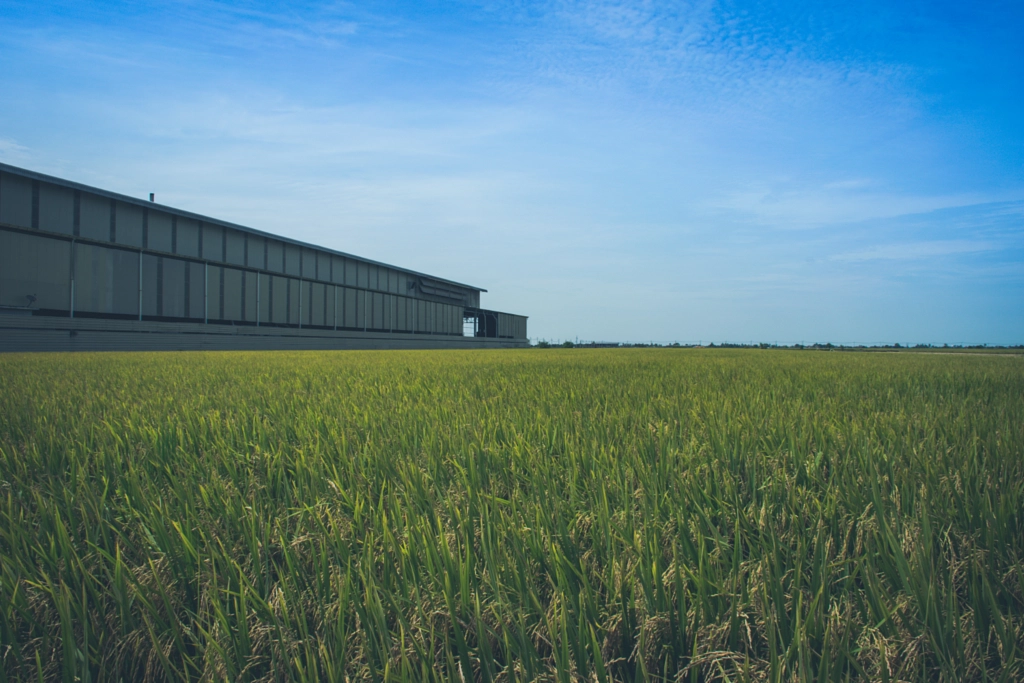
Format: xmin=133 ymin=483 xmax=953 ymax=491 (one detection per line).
xmin=0 ymin=349 xmax=1022 ymax=682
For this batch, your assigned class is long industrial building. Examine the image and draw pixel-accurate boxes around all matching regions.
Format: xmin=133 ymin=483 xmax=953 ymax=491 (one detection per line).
xmin=0 ymin=163 xmax=527 ymax=352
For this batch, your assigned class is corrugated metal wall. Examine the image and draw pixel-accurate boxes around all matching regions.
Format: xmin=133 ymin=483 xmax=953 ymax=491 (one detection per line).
xmin=0 ymin=231 xmax=71 ymax=309
xmin=0 ymin=167 xmax=528 ymax=347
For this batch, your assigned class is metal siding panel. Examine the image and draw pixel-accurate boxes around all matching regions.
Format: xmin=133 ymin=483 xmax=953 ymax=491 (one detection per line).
xmin=312 ymin=250 xmax=320 ymax=279
xmin=78 ymin=193 xmax=109 ymax=241
xmin=288 ymin=278 xmax=300 ymax=325
xmin=272 ymin=275 xmax=288 ymax=324
xmin=344 ymin=287 xmax=357 ymax=327
xmin=175 ymin=217 xmax=199 ymax=256
xmin=284 ymin=245 xmax=300 ymax=276
xmin=163 ymin=257 xmax=186 ymax=318
xmin=266 ymin=240 xmax=284 ymax=273
xmin=331 ymin=256 xmax=345 ymax=284
xmin=0 ymin=172 xmax=33 ymax=228
xmin=357 ymin=262 xmax=368 ymax=288
xmin=344 ymin=259 xmax=357 ymax=286
xmin=243 ymin=271 xmax=257 ymax=322
xmin=388 ymin=269 xmax=399 ymax=294
xmin=372 ymin=292 xmax=383 ymax=330
xmin=114 ymin=202 xmax=143 ymax=247
xmin=311 ymin=282 xmax=324 ymax=326
xmin=298 ymin=281 xmax=309 ymax=326
xmin=224 ymin=230 xmax=245 ymax=266
xmin=187 ymin=263 xmax=204 ymax=319
xmin=357 ymin=288 xmax=366 ymax=328
xmin=316 ymin=252 xmax=330 ymax=281
xmin=203 ymin=224 xmax=224 ymax=262
xmin=222 ymin=267 xmax=242 ymax=320
xmin=396 ymin=296 xmax=406 ymax=331
xmin=147 ymin=211 xmax=173 ymax=252
xmin=325 ymin=285 xmax=336 ymax=327
xmin=301 ymin=248 xmax=316 ymax=279
xmin=35 ymin=235 xmax=72 ymax=310
xmin=246 ymin=235 xmax=265 ymax=269
xmin=38 ymin=182 xmax=75 ymax=234
xmin=74 ymin=243 xmax=139 ymax=315
xmin=207 ymin=266 xmax=222 ymax=319
xmin=0 ymin=230 xmax=70 ymax=309
xmin=141 ymin=254 xmax=159 ymax=316
xmin=110 ymin=247 xmax=140 ymax=316
xmin=258 ymin=273 xmax=270 ymax=323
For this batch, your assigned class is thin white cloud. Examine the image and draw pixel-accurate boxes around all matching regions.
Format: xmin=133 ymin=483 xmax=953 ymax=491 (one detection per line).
xmin=824 ymin=178 xmax=873 ymax=190
xmin=0 ymin=138 xmax=30 ymax=156
xmin=833 ymin=240 xmax=998 ymax=262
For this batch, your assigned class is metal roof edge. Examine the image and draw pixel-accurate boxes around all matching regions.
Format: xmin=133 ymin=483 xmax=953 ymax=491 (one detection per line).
xmin=0 ymin=162 xmax=487 ymax=293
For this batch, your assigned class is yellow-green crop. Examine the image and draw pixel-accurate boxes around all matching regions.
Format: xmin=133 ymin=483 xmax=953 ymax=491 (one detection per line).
xmin=0 ymin=349 xmax=1021 ymax=681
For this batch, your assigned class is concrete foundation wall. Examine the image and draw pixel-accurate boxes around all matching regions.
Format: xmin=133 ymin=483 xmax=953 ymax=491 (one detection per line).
xmin=0 ymin=315 xmax=529 ymax=353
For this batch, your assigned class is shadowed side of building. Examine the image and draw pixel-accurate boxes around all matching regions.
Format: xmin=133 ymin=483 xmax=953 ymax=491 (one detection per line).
xmin=0 ymin=163 xmax=527 ymax=352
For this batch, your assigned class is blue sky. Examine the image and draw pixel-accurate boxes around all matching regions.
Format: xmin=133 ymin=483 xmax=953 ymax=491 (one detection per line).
xmin=1 ymin=1 xmax=1021 ymax=344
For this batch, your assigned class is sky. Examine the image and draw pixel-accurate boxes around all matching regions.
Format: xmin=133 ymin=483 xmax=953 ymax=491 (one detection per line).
xmin=1 ymin=1 xmax=1021 ymax=344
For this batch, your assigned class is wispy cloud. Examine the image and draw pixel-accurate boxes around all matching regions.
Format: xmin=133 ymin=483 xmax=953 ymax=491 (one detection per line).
xmin=0 ymin=138 xmax=29 ymax=156
xmin=833 ymin=240 xmax=997 ymax=262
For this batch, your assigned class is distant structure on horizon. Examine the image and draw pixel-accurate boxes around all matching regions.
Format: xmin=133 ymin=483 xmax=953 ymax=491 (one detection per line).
xmin=0 ymin=163 xmax=527 ymax=351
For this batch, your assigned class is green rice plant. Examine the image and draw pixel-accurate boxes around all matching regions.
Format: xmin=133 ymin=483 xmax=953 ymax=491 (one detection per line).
xmin=0 ymin=349 xmax=1021 ymax=681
